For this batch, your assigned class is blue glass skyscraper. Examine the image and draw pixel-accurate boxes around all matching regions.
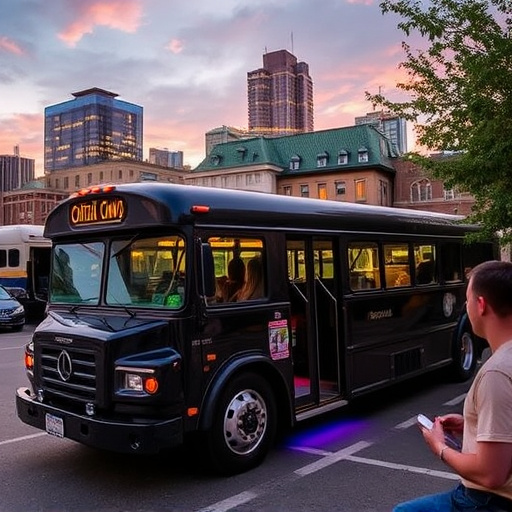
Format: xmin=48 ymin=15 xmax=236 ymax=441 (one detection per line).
xmin=44 ymin=88 xmax=143 ymax=172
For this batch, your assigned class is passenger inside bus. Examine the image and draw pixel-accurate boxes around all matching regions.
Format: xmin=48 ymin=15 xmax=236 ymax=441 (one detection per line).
xmin=217 ymin=257 xmax=246 ymax=302
xmin=234 ymin=257 xmax=264 ymax=301
xmin=416 ymin=258 xmax=435 ymax=284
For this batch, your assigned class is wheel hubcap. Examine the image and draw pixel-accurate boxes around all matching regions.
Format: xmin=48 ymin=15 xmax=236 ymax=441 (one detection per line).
xmin=460 ymin=332 xmax=474 ymax=371
xmin=223 ymin=389 xmax=267 ymax=455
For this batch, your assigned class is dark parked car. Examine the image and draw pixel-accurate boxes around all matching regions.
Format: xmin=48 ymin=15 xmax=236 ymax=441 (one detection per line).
xmin=0 ymin=285 xmax=25 ymax=331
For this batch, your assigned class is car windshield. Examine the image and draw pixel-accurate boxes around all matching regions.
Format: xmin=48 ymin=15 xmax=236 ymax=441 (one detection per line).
xmin=106 ymin=235 xmax=186 ymax=308
xmin=0 ymin=287 xmax=12 ymax=300
xmin=50 ymin=242 xmax=104 ymax=304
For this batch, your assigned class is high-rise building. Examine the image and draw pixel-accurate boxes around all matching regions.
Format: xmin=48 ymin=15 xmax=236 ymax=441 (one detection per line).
xmin=44 ymin=88 xmax=143 ymax=172
xmin=355 ymin=111 xmax=408 ymax=154
xmin=149 ymin=148 xmax=184 ymax=169
xmin=247 ymin=49 xmax=314 ymax=137
xmin=0 ymin=146 xmax=35 ymax=191
xmin=205 ymin=126 xmax=250 ymax=156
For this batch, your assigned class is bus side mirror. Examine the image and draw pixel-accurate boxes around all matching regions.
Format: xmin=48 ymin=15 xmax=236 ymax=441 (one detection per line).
xmin=199 ymin=243 xmax=216 ymax=299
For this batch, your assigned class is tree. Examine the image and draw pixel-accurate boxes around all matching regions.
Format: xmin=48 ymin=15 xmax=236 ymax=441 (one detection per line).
xmin=368 ymin=0 xmax=512 ymax=242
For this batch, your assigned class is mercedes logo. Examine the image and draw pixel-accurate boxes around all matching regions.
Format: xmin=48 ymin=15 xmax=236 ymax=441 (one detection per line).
xmin=57 ymin=350 xmax=73 ymax=381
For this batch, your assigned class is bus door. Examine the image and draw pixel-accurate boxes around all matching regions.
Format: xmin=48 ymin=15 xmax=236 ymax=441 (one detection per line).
xmin=287 ymin=237 xmax=343 ymax=409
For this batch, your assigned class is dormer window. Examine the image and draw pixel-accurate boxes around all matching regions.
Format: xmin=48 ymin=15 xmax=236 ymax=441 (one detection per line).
xmin=338 ymin=150 xmax=348 ymax=165
xmin=210 ymin=154 xmax=222 ymax=166
xmin=236 ymin=146 xmax=247 ymax=160
xmin=317 ymin=151 xmax=329 ymax=168
xmin=358 ymin=147 xmax=369 ymax=163
xmin=289 ymin=155 xmax=301 ymax=170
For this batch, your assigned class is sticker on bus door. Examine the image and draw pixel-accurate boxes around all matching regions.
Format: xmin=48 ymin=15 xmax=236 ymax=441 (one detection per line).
xmin=268 ymin=319 xmax=290 ymax=360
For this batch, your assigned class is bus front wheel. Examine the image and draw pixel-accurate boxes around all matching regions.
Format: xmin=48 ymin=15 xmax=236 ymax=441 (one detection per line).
xmin=451 ymin=320 xmax=477 ymax=381
xmin=207 ymin=372 xmax=277 ymax=475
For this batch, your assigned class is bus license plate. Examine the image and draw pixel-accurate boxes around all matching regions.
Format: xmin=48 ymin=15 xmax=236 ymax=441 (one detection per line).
xmin=45 ymin=413 xmax=64 ymax=438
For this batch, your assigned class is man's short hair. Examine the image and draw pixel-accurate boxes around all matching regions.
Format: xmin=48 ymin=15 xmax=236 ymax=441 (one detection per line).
xmin=469 ymin=260 xmax=512 ymax=317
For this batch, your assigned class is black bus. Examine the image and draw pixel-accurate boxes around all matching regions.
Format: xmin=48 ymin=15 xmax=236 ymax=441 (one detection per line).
xmin=16 ymin=183 xmax=497 ymax=474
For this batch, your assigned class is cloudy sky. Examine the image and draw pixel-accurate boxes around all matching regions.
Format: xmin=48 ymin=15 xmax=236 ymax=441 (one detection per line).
xmin=0 ymin=0 xmax=417 ymax=174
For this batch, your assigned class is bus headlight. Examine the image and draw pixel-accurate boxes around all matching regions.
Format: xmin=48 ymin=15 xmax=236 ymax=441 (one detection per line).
xmin=116 ymin=367 xmax=159 ymax=395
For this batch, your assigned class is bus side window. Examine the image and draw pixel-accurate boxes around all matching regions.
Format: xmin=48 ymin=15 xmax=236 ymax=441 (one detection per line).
xmin=348 ymin=242 xmax=380 ymax=291
xmin=384 ymin=243 xmax=411 ymax=288
xmin=414 ymin=244 xmax=437 ymax=285
xmin=208 ymin=236 xmax=265 ymax=303
xmin=440 ymin=242 xmax=462 ymax=282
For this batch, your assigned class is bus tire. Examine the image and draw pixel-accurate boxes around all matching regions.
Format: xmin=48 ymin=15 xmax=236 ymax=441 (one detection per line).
xmin=206 ymin=372 xmax=277 ymax=475
xmin=451 ymin=318 xmax=477 ymax=381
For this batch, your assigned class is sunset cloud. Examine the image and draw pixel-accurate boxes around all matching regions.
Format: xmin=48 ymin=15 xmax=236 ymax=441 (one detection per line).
xmin=165 ymin=39 xmax=184 ymax=54
xmin=58 ymin=1 xmax=143 ymax=47
xmin=0 ymin=36 xmax=25 ymax=56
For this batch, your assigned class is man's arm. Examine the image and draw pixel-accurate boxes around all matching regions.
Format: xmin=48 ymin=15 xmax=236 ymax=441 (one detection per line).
xmin=423 ymin=418 xmax=512 ymax=489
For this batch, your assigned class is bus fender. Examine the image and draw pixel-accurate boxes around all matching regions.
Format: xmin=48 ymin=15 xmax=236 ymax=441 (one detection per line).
xmin=198 ymin=353 xmax=292 ymax=432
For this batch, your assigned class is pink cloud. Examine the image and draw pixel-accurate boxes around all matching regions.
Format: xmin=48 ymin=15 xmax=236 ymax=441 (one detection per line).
xmin=58 ymin=1 xmax=143 ymax=47
xmin=0 ymin=36 xmax=26 ymax=56
xmin=165 ymin=38 xmax=184 ymax=54
xmin=0 ymin=113 xmax=44 ymax=173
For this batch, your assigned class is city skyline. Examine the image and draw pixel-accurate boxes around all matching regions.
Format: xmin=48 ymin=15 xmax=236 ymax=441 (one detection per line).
xmin=0 ymin=0 xmax=419 ymax=175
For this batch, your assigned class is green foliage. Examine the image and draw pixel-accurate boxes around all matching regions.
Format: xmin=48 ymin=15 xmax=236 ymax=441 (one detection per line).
xmin=368 ymin=0 xmax=512 ymax=243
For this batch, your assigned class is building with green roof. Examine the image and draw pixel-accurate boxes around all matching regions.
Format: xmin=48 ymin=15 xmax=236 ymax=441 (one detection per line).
xmin=188 ymin=124 xmax=399 ymax=206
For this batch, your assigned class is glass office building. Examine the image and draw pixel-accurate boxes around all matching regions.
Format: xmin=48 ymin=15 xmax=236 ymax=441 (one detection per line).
xmin=44 ymin=88 xmax=143 ymax=172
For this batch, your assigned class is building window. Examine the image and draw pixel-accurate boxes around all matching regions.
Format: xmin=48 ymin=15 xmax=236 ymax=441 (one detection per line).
xmin=300 ymin=184 xmax=309 ymax=197
xmin=335 ymin=181 xmax=346 ymax=195
xmin=358 ymin=147 xmax=369 ymax=163
xmin=87 ymin=173 xmax=92 ymax=185
xmin=355 ymin=179 xmax=367 ymax=202
xmin=55 ymin=179 xmax=60 ymax=189
xmin=290 ymin=155 xmax=301 ymax=170
xmin=211 ymin=154 xmax=221 ymax=166
xmin=411 ymin=179 xmax=432 ymax=202
xmin=283 ymin=185 xmax=292 ymax=196
xmin=75 ymin=175 xmax=80 ymax=188
xmin=118 ymin=170 xmax=123 ymax=179
xmin=338 ymin=150 xmax=348 ymax=165
xmin=64 ymin=177 xmax=69 ymax=189
xmin=317 ymin=152 xmax=328 ymax=167
xmin=99 ymin=171 xmax=104 ymax=182
xmin=130 ymin=169 xmax=134 ymax=178
xmin=379 ymin=180 xmax=389 ymax=206
xmin=318 ymin=183 xmax=327 ymax=200
xmin=444 ymin=188 xmax=455 ymax=200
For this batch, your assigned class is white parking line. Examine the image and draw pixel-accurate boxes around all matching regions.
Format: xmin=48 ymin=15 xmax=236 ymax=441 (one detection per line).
xmin=198 ymin=491 xmax=258 ymax=512
xmin=444 ymin=393 xmax=466 ymax=407
xmin=0 ymin=432 xmax=46 ymax=446
xmin=346 ymin=455 xmax=459 ymax=480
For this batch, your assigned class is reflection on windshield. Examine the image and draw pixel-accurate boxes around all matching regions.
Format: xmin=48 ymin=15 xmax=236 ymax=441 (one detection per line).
xmin=107 ymin=236 xmax=186 ymax=309
xmin=50 ymin=243 xmax=104 ymax=304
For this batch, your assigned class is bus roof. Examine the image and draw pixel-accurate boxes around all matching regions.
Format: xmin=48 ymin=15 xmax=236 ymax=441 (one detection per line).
xmin=0 ymin=225 xmax=49 ymax=244
xmin=45 ymin=183 xmax=480 ymax=238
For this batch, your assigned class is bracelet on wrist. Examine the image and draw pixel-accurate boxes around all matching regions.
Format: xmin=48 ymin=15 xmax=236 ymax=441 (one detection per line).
xmin=439 ymin=445 xmax=449 ymax=461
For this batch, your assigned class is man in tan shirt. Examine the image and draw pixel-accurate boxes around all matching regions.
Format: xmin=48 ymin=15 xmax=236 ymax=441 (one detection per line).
xmin=394 ymin=260 xmax=512 ymax=511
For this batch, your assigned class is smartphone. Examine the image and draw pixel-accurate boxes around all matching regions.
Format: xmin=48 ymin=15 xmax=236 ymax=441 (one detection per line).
xmin=417 ymin=414 xmax=433 ymax=430
xmin=417 ymin=413 xmax=462 ymax=451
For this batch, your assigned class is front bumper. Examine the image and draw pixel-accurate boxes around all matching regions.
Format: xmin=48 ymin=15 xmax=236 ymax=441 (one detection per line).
xmin=16 ymin=387 xmax=183 ymax=454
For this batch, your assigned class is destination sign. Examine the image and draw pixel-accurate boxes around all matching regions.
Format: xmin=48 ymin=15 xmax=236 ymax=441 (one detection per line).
xmin=70 ymin=197 xmax=127 ymax=226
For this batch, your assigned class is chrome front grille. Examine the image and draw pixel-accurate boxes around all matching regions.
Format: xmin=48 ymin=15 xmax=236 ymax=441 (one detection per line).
xmin=40 ymin=346 xmax=97 ymax=402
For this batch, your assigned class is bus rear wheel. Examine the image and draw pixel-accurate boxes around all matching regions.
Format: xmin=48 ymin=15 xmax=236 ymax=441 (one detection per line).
xmin=207 ymin=372 xmax=277 ymax=475
xmin=451 ymin=320 xmax=477 ymax=381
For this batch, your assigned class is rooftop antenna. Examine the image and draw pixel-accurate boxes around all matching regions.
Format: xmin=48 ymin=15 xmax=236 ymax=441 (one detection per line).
xmin=291 ymin=31 xmax=294 ymax=55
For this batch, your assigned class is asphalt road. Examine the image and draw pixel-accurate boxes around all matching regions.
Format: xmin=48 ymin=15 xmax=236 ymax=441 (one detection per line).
xmin=1 ymin=322 xmax=471 ymax=512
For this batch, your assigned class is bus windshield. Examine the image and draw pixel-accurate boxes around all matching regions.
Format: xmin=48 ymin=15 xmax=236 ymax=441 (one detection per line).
xmin=106 ymin=235 xmax=186 ymax=308
xmin=50 ymin=236 xmax=186 ymax=308
xmin=51 ymin=242 xmax=104 ymax=304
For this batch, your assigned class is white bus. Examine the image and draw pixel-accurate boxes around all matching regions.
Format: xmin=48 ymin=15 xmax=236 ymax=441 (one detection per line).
xmin=0 ymin=225 xmax=51 ymax=318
